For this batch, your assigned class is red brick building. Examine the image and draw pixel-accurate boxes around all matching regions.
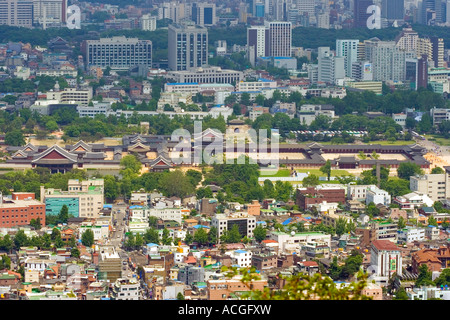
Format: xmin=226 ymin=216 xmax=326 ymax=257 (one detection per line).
xmin=295 ymin=187 xmax=346 ymax=210
xmin=0 ymin=192 xmax=45 ymax=228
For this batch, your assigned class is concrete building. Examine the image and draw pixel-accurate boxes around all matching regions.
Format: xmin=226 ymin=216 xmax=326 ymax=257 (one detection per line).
xmin=297 ymin=104 xmax=337 ymax=126
xmin=32 ymin=0 xmax=66 ymax=26
xmin=206 ymin=278 xmax=267 ymax=300
xmin=364 ymin=38 xmax=409 ymax=82
xmin=77 ymin=101 xmax=112 ymax=118
xmin=393 ymin=192 xmax=434 ymax=210
xmin=0 ymin=0 xmax=33 ymax=27
xmin=129 ymin=206 xmax=183 ymax=224
xmin=347 ymin=184 xmax=375 ymax=201
xmin=430 ymin=107 xmax=450 ymax=125
xmin=166 ymin=66 xmax=243 ymax=84
xmin=265 ymin=21 xmax=291 ymax=58
xmin=45 ymin=86 xmax=93 ymax=107
xmin=366 ymin=185 xmax=391 ymax=206
xmin=247 ymin=25 xmax=268 ymax=66
xmin=397 ymin=227 xmax=426 ymax=244
xmin=82 ymin=37 xmax=152 ymax=70
xmin=369 ymin=239 xmax=402 ymax=285
xmin=268 ymin=231 xmax=331 ymax=254
xmin=336 ymin=39 xmax=359 ymax=77
xmin=111 ymin=278 xmax=140 ymax=300
xmin=190 ymin=2 xmax=216 ymax=26
xmin=370 ymin=220 xmax=398 ymax=242
xmin=168 ymin=23 xmax=208 ymax=71
xmin=139 ymin=14 xmax=156 ymax=31
xmin=410 ymin=173 xmax=448 ymax=202
xmin=228 ymin=249 xmax=252 ymax=267
xmin=211 ymin=212 xmax=257 ymax=242
xmin=40 ymin=178 xmax=104 ymax=219
xmin=318 ymin=47 xmax=345 ymax=85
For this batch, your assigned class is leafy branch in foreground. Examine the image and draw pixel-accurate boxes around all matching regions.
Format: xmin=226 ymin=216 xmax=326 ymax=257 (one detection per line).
xmin=221 ymin=266 xmax=372 ymax=300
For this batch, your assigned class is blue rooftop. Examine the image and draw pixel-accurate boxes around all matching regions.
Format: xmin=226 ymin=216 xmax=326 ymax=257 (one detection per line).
xmin=129 ymin=205 xmax=143 ymax=209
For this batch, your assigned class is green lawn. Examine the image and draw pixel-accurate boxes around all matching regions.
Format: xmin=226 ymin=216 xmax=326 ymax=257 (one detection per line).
xmin=425 ymin=135 xmax=450 ymax=146
xmin=260 ymin=169 xmax=291 ymax=177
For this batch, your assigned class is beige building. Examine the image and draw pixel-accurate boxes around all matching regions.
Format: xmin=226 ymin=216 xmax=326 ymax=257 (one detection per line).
xmin=410 ymin=173 xmax=448 ymax=202
xmin=45 ymin=87 xmax=93 ymax=106
xmin=40 ymin=178 xmax=104 ymax=219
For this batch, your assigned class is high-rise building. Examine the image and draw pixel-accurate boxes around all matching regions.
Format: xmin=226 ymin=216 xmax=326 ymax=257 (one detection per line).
xmin=417 ymin=54 xmax=429 ymax=88
xmin=364 ymin=38 xmax=409 ymax=82
xmin=82 ymin=36 xmax=152 ymax=70
xmin=168 ymin=23 xmax=208 ymax=71
xmin=265 ymin=21 xmax=291 ymax=57
xmin=298 ymin=0 xmax=315 ymax=16
xmin=140 ymin=14 xmax=156 ymax=31
xmin=336 ymin=39 xmax=359 ymax=77
xmin=247 ymin=25 xmax=268 ymax=65
xmin=431 ymin=36 xmax=445 ymax=67
xmin=32 ymin=0 xmax=66 ymax=26
xmin=420 ymin=0 xmax=445 ymax=24
xmin=354 ymin=0 xmax=373 ymax=28
xmin=158 ymin=1 xmax=185 ymax=23
xmin=381 ymin=0 xmax=404 ymax=20
xmin=0 ymin=0 xmax=33 ymax=27
xmin=318 ymin=47 xmax=345 ymax=84
xmin=191 ymin=2 xmax=216 ymax=26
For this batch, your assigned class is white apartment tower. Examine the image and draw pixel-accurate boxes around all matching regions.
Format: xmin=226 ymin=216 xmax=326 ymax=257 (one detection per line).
xmin=336 ymin=39 xmax=359 ymax=77
xmin=140 ymin=14 xmax=156 ymax=31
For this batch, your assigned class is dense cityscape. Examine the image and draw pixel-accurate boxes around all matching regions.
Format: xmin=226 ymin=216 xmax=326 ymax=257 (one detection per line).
xmin=0 ymin=0 xmax=449 ymax=303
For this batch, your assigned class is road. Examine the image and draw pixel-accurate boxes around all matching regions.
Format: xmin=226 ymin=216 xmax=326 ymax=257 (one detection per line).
xmin=110 ymin=203 xmax=134 ymax=279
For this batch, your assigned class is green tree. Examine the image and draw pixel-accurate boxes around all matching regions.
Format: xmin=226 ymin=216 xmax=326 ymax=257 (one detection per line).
xmin=81 ymin=229 xmax=95 ymax=247
xmin=71 ymin=247 xmax=80 ymax=258
xmin=435 ymin=268 xmax=450 ymax=287
xmin=427 ymin=216 xmax=438 ymax=227
xmin=302 ymin=174 xmax=320 ymax=188
xmin=161 ymin=228 xmax=172 ymax=245
xmin=415 ymin=264 xmax=435 ymax=287
xmin=13 ymin=230 xmax=29 ymax=249
xmin=5 ymin=130 xmax=25 ymax=146
xmin=30 ymin=218 xmax=41 ymax=230
xmin=184 ymin=232 xmax=194 ymax=245
xmin=144 ymin=228 xmax=160 ymax=244
xmin=397 ymin=162 xmax=423 ymax=181
xmin=320 ymin=160 xmax=332 ymax=181
xmin=335 ymin=217 xmax=348 ymax=237
xmin=58 ymin=204 xmax=69 ymax=224
xmin=431 ymin=167 xmax=444 ymax=174
xmin=208 ymin=226 xmax=218 ymax=245
xmin=227 ymin=224 xmax=242 ymax=243
xmin=135 ymin=232 xmax=144 ymax=248
xmin=193 ymin=227 xmax=209 ymax=246
xmin=398 ymin=216 xmax=406 ymax=229
xmin=120 ymin=154 xmax=142 ymax=176
xmin=176 ymin=292 xmax=185 ymax=300
xmin=223 ymin=266 xmax=372 ymax=300
xmin=253 ymin=225 xmax=267 ymax=243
